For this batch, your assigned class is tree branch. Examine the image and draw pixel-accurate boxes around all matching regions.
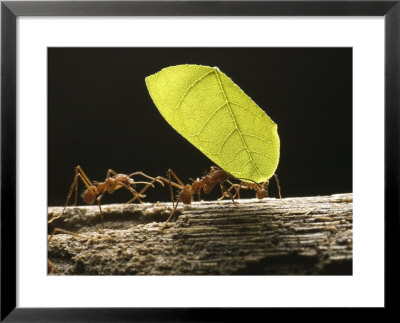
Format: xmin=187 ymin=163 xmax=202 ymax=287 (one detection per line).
xmin=48 ymin=193 xmax=352 ymax=275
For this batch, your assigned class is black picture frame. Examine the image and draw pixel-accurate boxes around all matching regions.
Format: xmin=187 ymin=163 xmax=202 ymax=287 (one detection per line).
xmin=1 ymin=0 xmax=398 ymax=321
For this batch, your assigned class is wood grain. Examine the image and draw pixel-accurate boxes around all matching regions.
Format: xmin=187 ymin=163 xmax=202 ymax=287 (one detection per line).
xmin=48 ymin=193 xmax=352 ymax=275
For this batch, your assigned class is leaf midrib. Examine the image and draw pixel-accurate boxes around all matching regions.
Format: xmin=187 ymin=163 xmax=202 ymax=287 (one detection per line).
xmin=213 ymin=69 xmax=262 ymax=180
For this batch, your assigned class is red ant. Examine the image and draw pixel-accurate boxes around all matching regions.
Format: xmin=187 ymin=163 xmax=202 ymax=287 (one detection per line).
xmin=158 ymin=166 xmax=239 ymax=223
xmin=48 ymin=165 xmax=164 ymax=226
xmin=226 ymin=174 xmax=282 ymax=200
xmin=48 ymin=166 xmax=164 ymax=273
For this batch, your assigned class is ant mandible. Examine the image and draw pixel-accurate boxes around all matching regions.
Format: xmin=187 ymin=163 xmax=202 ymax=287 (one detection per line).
xmin=48 ymin=165 xmax=164 ymax=227
xmin=158 ymin=166 xmax=240 ymax=223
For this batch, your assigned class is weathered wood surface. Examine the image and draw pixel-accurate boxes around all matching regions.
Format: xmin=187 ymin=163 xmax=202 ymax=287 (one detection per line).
xmin=48 ymin=193 xmax=353 ymax=275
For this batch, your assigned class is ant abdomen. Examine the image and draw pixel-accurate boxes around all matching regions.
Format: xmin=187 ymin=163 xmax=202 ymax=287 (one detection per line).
xmin=180 ymin=186 xmax=193 ymax=204
xmin=82 ymin=186 xmax=97 ymax=204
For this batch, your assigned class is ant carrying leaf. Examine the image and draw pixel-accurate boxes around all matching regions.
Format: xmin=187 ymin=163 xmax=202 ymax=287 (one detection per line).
xmin=146 ymin=65 xmax=280 ymax=187
xmin=158 ymin=166 xmax=240 ymax=223
xmin=146 ymin=65 xmax=283 ymax=223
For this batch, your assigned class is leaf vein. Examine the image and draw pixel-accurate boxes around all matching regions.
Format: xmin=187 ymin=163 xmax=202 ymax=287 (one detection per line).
xmin=214 ymin=70 xmax=263 ymax=179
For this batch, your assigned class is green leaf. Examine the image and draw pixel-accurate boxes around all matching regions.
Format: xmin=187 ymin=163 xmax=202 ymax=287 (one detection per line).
xmin=145 ymin=64 xmax=280 ymax=183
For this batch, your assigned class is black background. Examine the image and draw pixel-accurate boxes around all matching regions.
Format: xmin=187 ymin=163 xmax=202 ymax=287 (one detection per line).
xmin=48 ymin=48 xmax=352 ymax=206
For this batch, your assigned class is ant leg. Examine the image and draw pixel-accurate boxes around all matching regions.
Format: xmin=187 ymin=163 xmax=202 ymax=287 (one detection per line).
xmin=73 ymin=175 xmax=78 ymax=206
xmin=96 ymin=193 xmax=106 ymax=228
xmin=166 ymin=169 xmax=186 ymax=187
xmin=126 ymin=173 xmax=166 ymax=203
xmin=163 ymin=169 xmax=181 ymax=224
xmin=66 ymin=166 xmax=94 ymax=207
xmin=157 ymin=176 xmax=184 ymax=190
xmin=74 ymin=166 xmax=96 ymax=194
xmin=168 ymin=170 xmax=176 ymax=214
xmin=133 ymin=176 xmax=166 ymax=203
xmin=216 ymin=181 xmax=228 ymax=200
xmin=163 ymin=194 xmax=181 ymax=225
xmin=225 ymin=181 xmax=242 ymax=199
xmin=117 ymin=181 xmax=146 ymax=204
xmin=217 ymin=183 xmax=227 ymax=200
xmin=156 ymin=170 xmax=187 ymax=224
xmin=49 ymin=166 xmax=94 ymax=224
xmin=157 ymin=169 xmax=186 ymax=191
xmin=71 ymin=166 xmax=95 ymax=206
xmin=122 ymin=181 xmax=155 ymax=205
xmin=164 ymin=197 xmax=180 ymax=224
xmin=113 ymin=181 xmax=156 ymax=193
xmin=60 ymin=172 xmax=79 ymax=217
xmin=124 ymin=183 xmax=152 ymax=204
xmin=157 ymin=170 xmax=186 ymax=204
xmin=235 ymin=183 xmax=242 ymax=199
xmin=217 ymin=182 xmax=238 ymax=205
xmin=128 ymin=171 xmax=164 ymax=187
xmin=273 ymin=174 xmax=282 ymax=199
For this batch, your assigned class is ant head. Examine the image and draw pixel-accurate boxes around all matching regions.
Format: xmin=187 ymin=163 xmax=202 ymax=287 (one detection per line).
xmin=256 ymin=188 xmax=267 ymax=199
xmin=211 ymin=169 xmax=229 ymax=182
xmin=82 ymin=186 xmax=97 ymax=204
xmin=202 ymin=181 xmax=217 ymax=194
xmin=257 ymin=180 xmax=270 ymax=199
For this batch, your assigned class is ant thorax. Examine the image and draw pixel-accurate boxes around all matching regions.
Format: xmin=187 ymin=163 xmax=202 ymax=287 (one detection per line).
xmin=113 ymin=174 xmax=133 ymax=186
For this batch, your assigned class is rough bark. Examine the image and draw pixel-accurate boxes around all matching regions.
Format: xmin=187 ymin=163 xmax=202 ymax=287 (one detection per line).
xmin=48 ymin=193 xmax=352 ymax=275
